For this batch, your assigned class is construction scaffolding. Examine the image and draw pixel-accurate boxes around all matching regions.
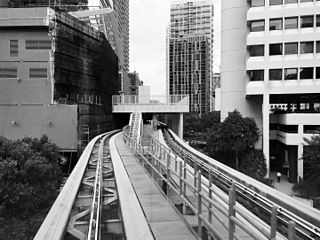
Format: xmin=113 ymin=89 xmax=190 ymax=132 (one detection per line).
xmin=47 ymin=10 xmax=120 ymax=153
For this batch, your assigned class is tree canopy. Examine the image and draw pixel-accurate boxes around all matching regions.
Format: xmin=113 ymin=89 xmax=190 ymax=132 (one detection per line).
xmin=206 ymin=110 xmax=260 ymax=170
xmin=0 ymin=135 xmax=63 ymax=239
xmin=303 ymin=135 xmax=320 ymax=184
xmin=184 ymin=111 xmax=220 ymax=139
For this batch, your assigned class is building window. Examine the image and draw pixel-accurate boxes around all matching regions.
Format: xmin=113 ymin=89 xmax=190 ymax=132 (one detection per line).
xmin=285 ymin=0 xmax=297 ymax=3
xmin=284 ymin=68 xmax=298 ymax=80
xmin=285 ymin=42 xmax=298 ymax=54
xmin=10 ymin=40 xmax=18 ymax=57
xmin=316 ymin=15 xmax=320 ymax=27
xmin=269 ymin=69 xmax=282 ymax=80
xmin=270 ymin=0 xmax=283 ymax=5
xmin=26 ymin=40 xmax=51 ymax=50
xmin=270 ymin=18 xmax=283 ymax=30
xmin=0 ymin=68 xmax=17 ymax=78
xmin=250 ymin=0 xmax=265 ymax=7
xmin=249 ymin=70 xmax=264 ymax=81
xmin=300 ymin=42 xmax=314 ymax=54
xmin=316 ymin=67 xmax=320 ymax=78
xmin=300 ymin=0 xmax=313 ymax=2
xmin=300 ymin=16 xmax=314 ymax=28
xmin=285 ymin=17 xmax=298 ymax=29
xmin=270 ymin=43 xmax=283 ymax=55
xmin=300 ymin=67 xmax=313 ymax=79
xmin=249 ymin=45 xmax=264 ymax=56
xmin=317 ymin=41 xmax=320 ymax=53
xmin=304 ymin=125 xmax=320 ymax=134
xmin=250 ymin=20 xmax=265 ymax=32
xmin=29 ymin=68 xmax=47 ymax=78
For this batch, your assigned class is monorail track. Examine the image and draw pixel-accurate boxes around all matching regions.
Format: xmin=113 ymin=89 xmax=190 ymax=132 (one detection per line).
xmin=35 ymin=130 xmax=123 ymax=240
xmin=162 ymin=128 xmax=320 ymax=240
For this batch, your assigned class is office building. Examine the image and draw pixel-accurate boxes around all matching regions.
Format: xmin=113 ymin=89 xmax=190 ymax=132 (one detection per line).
xmin=221 ymin=0 xmax=320 ymax=182
xmin=0 ymin=6 xmax=120 ymax=159
xmin=167 ymin=0 xmax=214 ymax=114
xmin=123 ymin=71 xmax=143 ymax=95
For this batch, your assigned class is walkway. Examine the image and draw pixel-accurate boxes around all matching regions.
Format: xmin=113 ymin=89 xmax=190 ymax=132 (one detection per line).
xmin=114 ymin=133 xmax=197 ymax=240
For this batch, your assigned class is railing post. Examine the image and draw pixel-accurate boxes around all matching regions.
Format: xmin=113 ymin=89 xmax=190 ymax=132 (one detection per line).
xmin=175 ymin=155 xmax=178 ymax=172
xmin=270 ymin=205 xmax=278 ymax=239
xmin=288 ymin=221 xmax=296 ymax=240
xmin=228 ymin=182 xmax=236 ymax=240
xmin=194 ymin=163 xmax=198 ymax=191
xmin=183 ymin=153 xmax=187 ymax=197
xmin=208 ymin=170 xmax=213 ymax=224
xmin=197 ymin=170 xmax=202 ymax=238
xmin=179 ymin=161 xmax=183 ymax=196
xmin=167 ymin=151 xmax=171 ymax=194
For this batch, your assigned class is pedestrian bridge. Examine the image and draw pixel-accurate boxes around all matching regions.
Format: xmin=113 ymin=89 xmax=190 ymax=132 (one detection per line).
xmin=112 ymin=94 xmax=189 ymax=113
xmin=35 ymin=119 xmax=320 ymax=240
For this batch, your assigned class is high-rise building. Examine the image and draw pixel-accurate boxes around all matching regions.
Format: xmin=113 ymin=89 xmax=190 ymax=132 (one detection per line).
xmin=221 ymin=0 xmax=320 ymax=182
xmin=98 ymin=0 xmax=129 ymax=72
xmin=113 ymin=0 xmax=129 ymax=72
xmin=123 ymin=71 xmax=143 ymax=95
xmin=167 ymin=0 xmax=214 ymax=114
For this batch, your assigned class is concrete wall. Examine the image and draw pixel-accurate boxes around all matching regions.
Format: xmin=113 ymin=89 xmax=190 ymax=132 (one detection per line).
xmin=221 ymin=0 xmax=266 ymax=170
xmin=0 ymin=105 xmax=78 ymax=150
xmin=0 ymin=29 xmax=52 ymax=104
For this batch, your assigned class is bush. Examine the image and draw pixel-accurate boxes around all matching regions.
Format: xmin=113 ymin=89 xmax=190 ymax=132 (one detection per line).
xmin=0 ymin=135 xmax=63 ymax=239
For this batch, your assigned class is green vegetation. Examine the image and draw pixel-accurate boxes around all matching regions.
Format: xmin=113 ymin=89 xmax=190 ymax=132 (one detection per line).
xmin=206 ymin=110 xmax=260 ymax=170
xmin=184 ymin=110 xmax=269 ymax=184
xmin=293 ymin=135 xmax=320 ymax=209
xmin=0 ymin=135 xmax=63 ymax=239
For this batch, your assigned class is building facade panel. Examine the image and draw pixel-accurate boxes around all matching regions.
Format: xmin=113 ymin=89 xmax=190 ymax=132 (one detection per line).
xmin=221 ymin=0 xmax=320 ymax=182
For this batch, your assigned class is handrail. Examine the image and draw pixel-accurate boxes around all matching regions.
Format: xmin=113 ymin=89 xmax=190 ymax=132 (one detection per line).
xmin=163 ymin=129 xmax=320 ymax=239
xmin=122 ymin=130 xmax=290 ymax=240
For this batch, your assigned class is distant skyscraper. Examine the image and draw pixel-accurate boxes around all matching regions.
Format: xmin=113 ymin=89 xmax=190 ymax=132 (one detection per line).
xmin=167 ymin=0 xmax=214 ymax=114
xmin=113 ymin=0 xmax=129 ymax=72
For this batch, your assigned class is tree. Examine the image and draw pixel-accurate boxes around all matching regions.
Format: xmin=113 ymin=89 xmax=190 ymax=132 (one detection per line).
xmin=0 ymin=135 xmax=63 ymax=239
xmin=199 ymin=111 xmax=220 ymax=132
xmin=206 ymin=110 xmax=260 ymax=170
xmin=240 ymin=149 xmax=267 ymax=181
xmin=293 ymin=135 xmax=320 ymax=199
xmin=184 ymin=111 xmax=220 ymax=139
xmin=302 ymin=135 xmax=320 ymax=185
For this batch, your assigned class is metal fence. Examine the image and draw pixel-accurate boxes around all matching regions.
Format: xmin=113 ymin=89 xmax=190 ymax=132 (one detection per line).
xmin=112 ymin=94 xmax=188 ymax=105
xmin=122 ymin=130 xmax=297 ymax=240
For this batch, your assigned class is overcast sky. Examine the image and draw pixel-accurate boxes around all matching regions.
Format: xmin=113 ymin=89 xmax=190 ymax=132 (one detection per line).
xmin=129 ymin=0 xmax=221 ymax=95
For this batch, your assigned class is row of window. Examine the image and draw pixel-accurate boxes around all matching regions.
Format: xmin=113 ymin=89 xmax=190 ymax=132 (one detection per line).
xmin=9 ymin=40 xmax=51 ymax=57
xmin=249 ymin=41 xmax=320 ymax=56
xmin=251 ymin=15 xmax=320 ymax=32
xmin=270 ymin=124 xmax=320 ymax=134
xmin=249 ymin=67 xmax=320 ymax=80
xmin=0 ymin=68 xmax=47 ymax=78
xmin=251 ymin=0 xmax=320 ymax=7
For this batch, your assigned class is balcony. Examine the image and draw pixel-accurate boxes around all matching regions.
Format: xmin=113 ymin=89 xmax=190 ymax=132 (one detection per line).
xmin=112 ymin=95 xmax=189 ymax=113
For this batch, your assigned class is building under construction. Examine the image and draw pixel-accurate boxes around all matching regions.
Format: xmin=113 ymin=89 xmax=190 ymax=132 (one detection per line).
xmin=0 ymin=5 xmax=121 ymax=160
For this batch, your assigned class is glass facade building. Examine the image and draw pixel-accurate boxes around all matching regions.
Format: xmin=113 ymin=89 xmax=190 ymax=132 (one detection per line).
xmin=167 ymin=0 xmax=214 ymax=114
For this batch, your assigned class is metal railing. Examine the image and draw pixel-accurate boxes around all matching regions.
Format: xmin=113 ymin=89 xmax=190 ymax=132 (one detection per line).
xmin=112 ymin=94 xmax=189 ymax=105
xmin=122 ymin=130 xmax=296 ymax=240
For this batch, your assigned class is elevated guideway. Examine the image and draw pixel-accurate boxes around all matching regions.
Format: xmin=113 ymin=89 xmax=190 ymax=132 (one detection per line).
xmin=35 ymin=120 xmax=320 ymax=240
